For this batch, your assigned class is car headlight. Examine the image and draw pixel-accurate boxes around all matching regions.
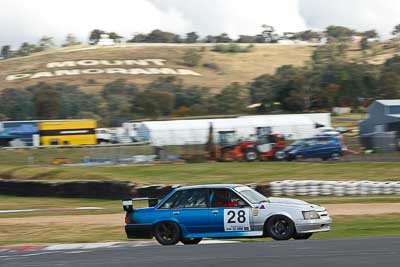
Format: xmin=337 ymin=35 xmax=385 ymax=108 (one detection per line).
xmin=302 ymin=211 xmax=320 ymax=220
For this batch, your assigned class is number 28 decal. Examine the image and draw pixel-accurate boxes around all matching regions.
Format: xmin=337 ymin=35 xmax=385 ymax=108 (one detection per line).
xmin=227 ymin=210 xmax=246 ymax=223
xmin=224 ymin=209 xmax=250 ymax=232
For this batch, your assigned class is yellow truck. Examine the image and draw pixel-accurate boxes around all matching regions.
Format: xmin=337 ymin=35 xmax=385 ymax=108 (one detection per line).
xmin=39 ymin=120 xmax=97 ymax=146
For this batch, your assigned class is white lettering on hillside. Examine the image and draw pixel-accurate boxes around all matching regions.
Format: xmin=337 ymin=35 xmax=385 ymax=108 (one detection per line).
xmin=81 ymin=69 xmax=105 ymax=74
xmin=5 ymin=68 xmax=202 ymax=81
xmin=47 ymin=61 xmax=76 ymax=68
xmin=30 ymin=72 xmax=54 ymax=79
xmin=177 ymin=69 xmax=202 ymax=76
xmin=6 ymin=59 xmax=201 ymax=81
xmin=6 ymin=74 xmax=31 ymax=81
xmin=105 ymin=68 xmax=128 ymax=74
xmin=46 ymin=59 xmax=167 ymax=68
xmin=54 ymin=70 xmax=80 ymax=76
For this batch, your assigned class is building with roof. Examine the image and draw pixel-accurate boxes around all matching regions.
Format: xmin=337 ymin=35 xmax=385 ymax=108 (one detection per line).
xmin=359 ymin=100 xmax=400 ymax=151
xmin=360 ymin=100 xmax=400 ymax=135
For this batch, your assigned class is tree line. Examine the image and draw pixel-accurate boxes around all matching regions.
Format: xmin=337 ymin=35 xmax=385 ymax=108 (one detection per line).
xmin=1 ymin=43 xmax=400 ymax=125
xmin=2 ymin=24 xmax=396 ymax=60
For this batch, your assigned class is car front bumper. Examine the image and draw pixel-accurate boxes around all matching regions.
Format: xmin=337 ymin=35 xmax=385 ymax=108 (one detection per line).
xmin=125 ymin=224 xmax=153 ymax=239
xmin=295 ymin=217 xmax=332 ymax=233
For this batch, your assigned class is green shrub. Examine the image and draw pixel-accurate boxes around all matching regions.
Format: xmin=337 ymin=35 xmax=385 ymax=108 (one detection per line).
xmin=212 ymin=43 xmax=253 ymax=53
xmin=183 ymin=48 xmax=202 ymax=66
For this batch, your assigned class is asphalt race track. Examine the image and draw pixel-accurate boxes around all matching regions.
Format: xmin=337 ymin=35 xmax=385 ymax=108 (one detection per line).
xmin=1 ymin=237 xmax=399 ymax=267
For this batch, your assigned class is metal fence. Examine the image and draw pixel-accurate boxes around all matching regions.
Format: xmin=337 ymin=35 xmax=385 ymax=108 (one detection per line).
xmin=0 ymin=144 xmax=207 ymax=166
xmin=0 ymin=129 xmax=400 ymax=166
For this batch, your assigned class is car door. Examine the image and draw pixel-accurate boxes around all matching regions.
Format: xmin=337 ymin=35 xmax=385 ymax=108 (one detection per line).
xmin=208 ymin=188 xmax=252 ymax=234
xmin=168 ymin=189 xmax=210 ymax=234
xmin=303 ymin=139 xmax=320 ymax=158
xmin=317 ymin=138 xmax=333 ymax=157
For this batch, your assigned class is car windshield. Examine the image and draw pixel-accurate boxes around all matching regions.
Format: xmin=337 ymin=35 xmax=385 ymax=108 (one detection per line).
xmin=235 ymin=187 xmax=269 ymax=204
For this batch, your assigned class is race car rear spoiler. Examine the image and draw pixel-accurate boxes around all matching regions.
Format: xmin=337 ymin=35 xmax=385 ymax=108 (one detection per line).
xmin=122 ymin=198 xmax=159 ymax=212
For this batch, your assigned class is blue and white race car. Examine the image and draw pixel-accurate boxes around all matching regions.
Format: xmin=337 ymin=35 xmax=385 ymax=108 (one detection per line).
xmin=122 ymin=184 xmax=331 ymax=245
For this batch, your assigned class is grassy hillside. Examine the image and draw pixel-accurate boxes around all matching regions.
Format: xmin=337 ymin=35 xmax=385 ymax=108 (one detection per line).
xmin=0 ymin=44 xmax=315 ymax=92
xmin=1 ymin=41 xmax=399 ymax=93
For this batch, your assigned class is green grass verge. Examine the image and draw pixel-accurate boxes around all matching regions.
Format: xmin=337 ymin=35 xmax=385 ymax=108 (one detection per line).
xmin=317 ymin=214 xmax=400 ymax=239
xmin=1 ymin=162 xmax=400 ymax=185
xmin=1 ymin=214 xmax=399 ymax=245
xmin=0 ymin=195 xmax=119 ymax=210
xmin=0 ymin=194 xmax=399 ymax=220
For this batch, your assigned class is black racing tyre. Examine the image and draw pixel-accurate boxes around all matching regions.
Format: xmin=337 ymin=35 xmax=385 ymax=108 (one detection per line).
xmin=265 ymin=215 xmax=295 ymax=241
xmin=181 ymin=238 xmax=202 ymax=245
xmin=274 ymin=151 xmax=286 ymax=161
xmin=330 ymin=152 xmax=340 ymax=160
xmin=295 ymin=154 xmax=303 ymax=161
xmin=154 ymin=221 xmax=181 ymax=246
xmin=293 ymin=232 xmax=313 ymax=240
xmin=245 ymin=149 xmax=258 ymax=162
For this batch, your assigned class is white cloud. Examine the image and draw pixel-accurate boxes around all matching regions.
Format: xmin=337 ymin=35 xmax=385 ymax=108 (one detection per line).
xmin=0 ymin=0 xmax=399 ymax=48
xmin=298 ymin=0 xmax=400 ymax=38
xmin=149 ymin=0 xmax=307 ymax=36
xmin=0 ymin=0 xmax=190 ymax=47
xmin=0 ymin=0 xmax=307 ymax=47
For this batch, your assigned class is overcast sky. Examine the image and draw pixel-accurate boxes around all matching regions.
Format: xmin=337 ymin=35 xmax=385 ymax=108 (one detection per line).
xmin=1 ymin=0 xmax=399 ymax=48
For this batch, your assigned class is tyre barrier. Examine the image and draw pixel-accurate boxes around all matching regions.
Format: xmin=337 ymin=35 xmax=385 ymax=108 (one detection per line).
xmin=270 ymin=180 xmax=400 ymax=196
xmin=1 ymin=179 xmax=399 ymax=199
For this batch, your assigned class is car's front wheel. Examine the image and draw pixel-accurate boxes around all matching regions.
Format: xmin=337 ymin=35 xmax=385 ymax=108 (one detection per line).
xmin=181 ymin=238 xmax=202 ymax=245
xmin=293 ymin=232 xmax=313 ymax=240
xmin=154 ymin=221 xmax=181 ymax=245
xmin=265 ymin=215 xmax=295 ymax=241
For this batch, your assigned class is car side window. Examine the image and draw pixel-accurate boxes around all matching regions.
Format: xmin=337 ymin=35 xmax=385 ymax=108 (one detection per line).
xmin=211 ymin=189 xmax=247 ymax=208
xmin=160 ymin=189 xmax=209 ymax=209
xmin=317 ymin=138 xmax=330 ymax=145
xmin=307 ymin=139 xmax=318 ymax=146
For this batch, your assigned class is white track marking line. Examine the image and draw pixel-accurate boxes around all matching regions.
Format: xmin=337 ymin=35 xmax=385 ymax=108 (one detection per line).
xmin=0 ymin=251 xmax=59 ymax=259
xmin=200 ymin=240 xmax=240 ymax=244
xmin=44 ymin=244 xmax=85 ymax=251
xmin=63 ymin=250 xmax=90 ymax=254
xmin=0 ymin=207 xmax=105 ymax=214
xmin=0 ymin=209 xmax=38 ymax=214
xmin=2 ymin=240 xmax=242 ymax=254
xmin=44 ymin=242 xmax=122 ymax=251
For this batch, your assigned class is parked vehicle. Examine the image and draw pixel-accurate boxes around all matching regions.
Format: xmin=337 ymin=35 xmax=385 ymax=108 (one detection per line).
xmin=211 ymin=130 xmax=286 ymax=162
xmin=316 ymin=127 xmax=341 ymax=136
xmin=95 ymin=128 xmax=112 ymax=144
xmin=282 ymin=136 xmax=344 ymax=161
xmin=122 ymin=184 xmax=331 ymax=245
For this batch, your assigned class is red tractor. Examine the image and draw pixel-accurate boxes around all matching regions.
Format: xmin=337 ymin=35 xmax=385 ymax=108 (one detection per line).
xmin=213 ymin=130 xmax=286 ymax=162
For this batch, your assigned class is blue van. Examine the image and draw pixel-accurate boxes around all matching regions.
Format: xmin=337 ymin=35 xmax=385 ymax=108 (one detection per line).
xmin=281 ymin=136 xmax=343 ymax=161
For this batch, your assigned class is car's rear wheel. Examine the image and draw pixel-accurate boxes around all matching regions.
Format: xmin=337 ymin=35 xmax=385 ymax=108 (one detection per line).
xmin=295 ymin=154 xmax=303 ymax=161
xmin=154 ymin=221 xmax=181 ymax=245
xmin=181 ymin=238 xmax=202 ymax=245
xmin=331 ymin=152 xmax=340 ymax=160
xmin=265 ymin=215 xmax=295 ymax=241
xmin=293 ymin=232 xmax=313 ymax=240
